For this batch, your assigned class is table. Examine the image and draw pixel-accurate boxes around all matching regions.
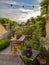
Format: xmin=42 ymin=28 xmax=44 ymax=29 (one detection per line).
xmin=17 ymin=35 xmax=25 ymax=42
xmin=21 ymin=50 xmax=39 ymax=61
xmin=10 ymin=35 xmax=26 ymax=51
xmin=20 ymin=50 xmax=39 ymax=65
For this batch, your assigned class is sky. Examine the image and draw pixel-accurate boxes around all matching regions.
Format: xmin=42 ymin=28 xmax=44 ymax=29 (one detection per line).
xmin=0 ymin=0 xmax=41 ymax=23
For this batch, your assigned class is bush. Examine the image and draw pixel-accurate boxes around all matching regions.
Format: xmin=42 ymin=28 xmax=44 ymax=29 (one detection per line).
xmin=23 ymin=26 xmax=32 ymax=35
xmin=39 ymin=46 xmax=49 ymax=57
xmin=16 ymin=34 xmax=22 ymax=39
xmin=18 ymin=45 xmax=25 ymax=51
xmin=23 ymin=57 xmax=37 ymax=65
xmin=25 ymin=37 xmax=40 ymax=50
xmin=0 ymin=38 xmax=10 ymax=51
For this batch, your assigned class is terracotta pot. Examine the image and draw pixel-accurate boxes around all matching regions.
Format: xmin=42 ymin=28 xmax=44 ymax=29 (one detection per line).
xmin=38 ymin=55 xmax=43 ymax=59
xmin=44 ymin=56 xmax=47 ymax=60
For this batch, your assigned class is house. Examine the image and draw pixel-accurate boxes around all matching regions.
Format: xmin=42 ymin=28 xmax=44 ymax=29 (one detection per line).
xmin=0 ymin=24 xmax=10 ymax=39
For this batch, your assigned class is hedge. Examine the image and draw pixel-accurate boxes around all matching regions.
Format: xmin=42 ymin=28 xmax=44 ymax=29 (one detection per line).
xmin=0 ymin=38 xmax=10 ymax=51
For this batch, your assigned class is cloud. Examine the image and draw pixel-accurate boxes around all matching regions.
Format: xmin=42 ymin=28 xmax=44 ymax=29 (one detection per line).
xmin=0 ymin=0 xmax=41 ymax=23
xmin=0 ymin=0 xmax=40 ymax=7
xmin=18 ymin=8 xmax=34 ymax=13
xmin=0 ymin=0 xmax=24 ymax=6
xmin=17 ymin=9 xmax=40 ymax=23
xmin=0 ymin=8 xmax=41 ymax=23
xmin=37 ymin=0 xmax=42 ymax=3
xmin=0 ymin=1 xmax=19 ymax=5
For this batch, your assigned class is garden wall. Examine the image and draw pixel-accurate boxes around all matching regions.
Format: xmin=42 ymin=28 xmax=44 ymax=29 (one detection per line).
xmin=46 ymin=20 xmax=49 ymax=40
xmin=0 ymin=31 xmax=10 ymax=39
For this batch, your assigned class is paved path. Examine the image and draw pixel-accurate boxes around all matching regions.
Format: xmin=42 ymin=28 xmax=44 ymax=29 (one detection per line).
xmin=0 ymin=46 xmax=25 ymax=65
xmin=0 ymin=54 xmax=25 ymax=65
xmin=0 ymin=46 xmax=12 ymax=55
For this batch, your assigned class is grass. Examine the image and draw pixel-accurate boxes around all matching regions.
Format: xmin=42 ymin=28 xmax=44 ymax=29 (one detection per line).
xmin=0 ymin=38 xmax=10 ymax=51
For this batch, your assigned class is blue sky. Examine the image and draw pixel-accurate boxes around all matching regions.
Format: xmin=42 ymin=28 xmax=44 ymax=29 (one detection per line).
xmin=0 ymin=0 xmax=41 ymax=23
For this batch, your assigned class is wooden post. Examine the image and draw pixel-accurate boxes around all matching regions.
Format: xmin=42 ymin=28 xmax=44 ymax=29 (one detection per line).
xmin=10 ymin=41 xmax=12 ymax=51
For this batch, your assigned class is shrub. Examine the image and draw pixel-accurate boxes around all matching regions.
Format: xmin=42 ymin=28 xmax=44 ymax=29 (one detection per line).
xmin=23 ymin=57 xmax=37 ymax=65
xmin=16 ymin=34 xmax=22 ymax=39
xmin=0 ymin=38 xmax=10 ymax=51
xmin=18 ymin=45 xmax=25 ymax=51
xmin=39 ymin=46 xmax=49 ymax=57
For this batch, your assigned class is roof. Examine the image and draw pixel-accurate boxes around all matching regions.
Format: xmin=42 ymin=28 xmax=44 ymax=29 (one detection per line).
xmin=0 ymin=24 xmax=7 ymax=36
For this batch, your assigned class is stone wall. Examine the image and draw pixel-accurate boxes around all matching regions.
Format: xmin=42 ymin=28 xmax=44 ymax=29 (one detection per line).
xmin=46 ymin=20 xmax=49 ymax=39
xmin=0 ymin=31 xmax=10 ymax=39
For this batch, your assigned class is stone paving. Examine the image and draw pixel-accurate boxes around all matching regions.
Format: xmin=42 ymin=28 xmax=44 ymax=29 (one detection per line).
xmin=0 ymin=46 xmax=25 ymax=65
xmin=0 ymin=54 xmax=25 ymax=65
xmin=0 ymin=46 xmax=12 ymax=55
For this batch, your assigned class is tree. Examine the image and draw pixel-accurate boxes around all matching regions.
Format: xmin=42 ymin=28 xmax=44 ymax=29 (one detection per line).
xmin=0 ymin=17 xmax=18 ymax=29
xmin=25 ymin=19 xmax=31 ymax=25
xmin=31 ymin=17 xmax=35 ymax=24
xmin=25 ymin=17 xmax=35 ymax=26
xmin=35 ymin=16 xmax=46 ymax=37
xmin=40 ymin=0 xmax=49 ymax=18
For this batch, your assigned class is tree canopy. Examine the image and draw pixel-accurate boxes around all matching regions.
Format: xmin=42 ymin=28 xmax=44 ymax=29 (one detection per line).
xmin=0 ymin=17 xmax=18 ymax=29
xmin=40 ymin=0 xmax=49 ymax=16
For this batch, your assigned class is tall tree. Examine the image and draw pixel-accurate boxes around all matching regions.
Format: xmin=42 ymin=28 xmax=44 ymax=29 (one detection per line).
xmin=40 ymin=0 xmax=49 ymax=19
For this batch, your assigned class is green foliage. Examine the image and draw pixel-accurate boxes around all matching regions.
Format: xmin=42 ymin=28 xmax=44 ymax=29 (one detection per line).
xmin=26 ymin=17 xmax=35 ymax=25
xmin=35 ymin=16 xmax=46 ymax=37
xmin=25 ymin=16 xmax=46 ymax=37
xmin=39 ymin=46 xmax=49 ymax=57
xmin=36 ymin=16 xmax=46 ymax=22
xmin=25 ymin=36 xmax=40 ymax=50
xmin=23 ymin=57 xmax=37 ymax=65
xmin=16 ymin=33 xmax=22 ymax=39
xmin=35 ymin=21 xmax=46 ymax=37
xmin=31 ymin=17 xmax=35 ymax=24
xmin=25 ymin=39 xmax=33 ymax=47
xmin=0 ymin=17 xmax=19 ymax=37
xmin=23 ymin=57 xmax=33 ymax=65
xmin=0 ymin=18 xmax=12 ymax=25
xmin=40 ymin=0 xmax=49 ymax=15
xmin=40 ymin=7 xmax=47 ymax=15
xmin=40 ymin=0 xmax=49 ymax=6
xmin=0 ymin=17 xmax=18 ymax=29
xmin=18 ymin=45 xmax=25 ymax=51
xmin=0 ymin=38 xmax=10 ymax=51
xmin=24 ymin=26 xmax=32 ymax=35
